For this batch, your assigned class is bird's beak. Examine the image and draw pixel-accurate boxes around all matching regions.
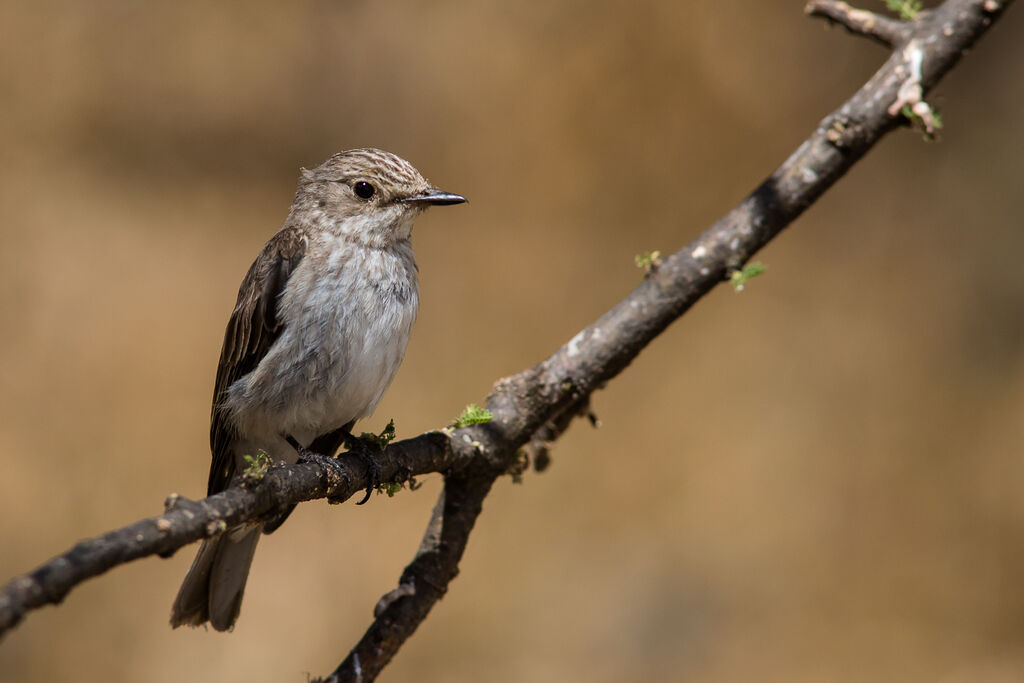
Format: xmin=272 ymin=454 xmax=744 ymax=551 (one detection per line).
xmin=404 ymin=189 xmax=467 ymax=206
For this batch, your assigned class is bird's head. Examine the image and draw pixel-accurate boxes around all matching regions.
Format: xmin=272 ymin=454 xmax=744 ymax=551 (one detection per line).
xmin=295 ymin=148 xmax=465 ymax=247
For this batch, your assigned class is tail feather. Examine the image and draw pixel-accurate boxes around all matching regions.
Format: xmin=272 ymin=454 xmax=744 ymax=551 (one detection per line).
xmin=170 ymin=526 xmax=262 ymax=631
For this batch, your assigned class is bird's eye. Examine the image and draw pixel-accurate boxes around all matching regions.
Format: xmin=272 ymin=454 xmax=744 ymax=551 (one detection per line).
xmin=353 ymin=181 xmax=376 ymax=200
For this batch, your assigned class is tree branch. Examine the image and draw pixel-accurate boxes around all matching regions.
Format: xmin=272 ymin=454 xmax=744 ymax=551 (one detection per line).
xmin=805 ymin=0 xmax=911 ymax=48
xmin=0 ymin=431 xmax=461 ymax=636
xmin=0 ymin=1 xmax=1012 ymax=679
xmin=321 ymin=469 xmax=494 ymax=682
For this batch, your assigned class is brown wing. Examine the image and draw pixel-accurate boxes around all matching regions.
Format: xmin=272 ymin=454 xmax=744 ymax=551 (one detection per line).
xmin=207 ymin=225 xmax=307 ymax=495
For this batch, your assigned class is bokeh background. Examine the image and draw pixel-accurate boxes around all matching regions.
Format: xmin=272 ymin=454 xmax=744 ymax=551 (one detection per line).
xmin=2 ymin=1 xmax=1022 ymax=681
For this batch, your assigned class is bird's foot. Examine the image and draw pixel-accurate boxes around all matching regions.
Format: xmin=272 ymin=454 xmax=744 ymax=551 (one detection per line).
xmin=342 ymin=433 xmax=384 ymax=506
xmin=286 ymin=436 xmax=351 ymax=503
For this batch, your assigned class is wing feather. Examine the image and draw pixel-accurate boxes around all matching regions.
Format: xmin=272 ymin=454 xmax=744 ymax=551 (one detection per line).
xmin=207 ymin=226 xmax=307 ymax=495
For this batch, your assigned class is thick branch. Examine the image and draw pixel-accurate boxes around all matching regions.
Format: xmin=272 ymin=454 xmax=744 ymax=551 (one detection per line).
xmin=476 ymin=0 xmax=1012 ymax=455
xmin=0 ymin=0 xmax=1012 ymax=676
xmin=0 ymin=432 xmax=460 ymax=636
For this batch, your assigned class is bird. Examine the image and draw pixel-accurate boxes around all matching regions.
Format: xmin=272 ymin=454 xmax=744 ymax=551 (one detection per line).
xmin=170 ymin=148 xmax=466 ymax=631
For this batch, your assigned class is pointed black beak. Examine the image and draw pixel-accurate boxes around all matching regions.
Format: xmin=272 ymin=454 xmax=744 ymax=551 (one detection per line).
xmin=404 ymin=189 xmax=467 ymax=206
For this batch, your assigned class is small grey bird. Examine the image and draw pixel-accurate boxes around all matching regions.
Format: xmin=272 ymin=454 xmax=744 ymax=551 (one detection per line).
xmin=170 ymin=148 xmax=465 ymax=631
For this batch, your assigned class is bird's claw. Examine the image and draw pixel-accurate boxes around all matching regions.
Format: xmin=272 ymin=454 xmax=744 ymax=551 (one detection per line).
xmin=288 ymin=434 xmax=381 ymax=504
xmin=354 ymin=454 xmax=382 ymax=506
xmin=342 ymin=435 xmax=383 ymax=505
xmin=288 ymin=436 xmax=352 ymax=502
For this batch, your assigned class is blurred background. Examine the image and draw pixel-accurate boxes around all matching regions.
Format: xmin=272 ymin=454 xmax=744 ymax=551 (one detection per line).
xmin=1 ymin=1 xmax=1022 ymax=681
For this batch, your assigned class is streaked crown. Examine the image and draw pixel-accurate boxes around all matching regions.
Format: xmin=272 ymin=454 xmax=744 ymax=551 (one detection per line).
xmin=298 ymin=148 xmax=464 ymax=209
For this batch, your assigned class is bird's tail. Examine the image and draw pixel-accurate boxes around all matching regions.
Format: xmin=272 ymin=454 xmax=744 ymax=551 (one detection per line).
xmin=170 ymin=525 xmax=262 ymax=631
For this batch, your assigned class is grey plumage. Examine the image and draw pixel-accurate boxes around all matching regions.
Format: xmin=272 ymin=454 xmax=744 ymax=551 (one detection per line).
xmin=170 ymin=149 xmax=465 ymax=631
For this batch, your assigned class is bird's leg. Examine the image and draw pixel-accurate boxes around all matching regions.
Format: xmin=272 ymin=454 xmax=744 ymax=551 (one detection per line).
xmin=340 ymin=431 xmax=384 ymax=506
xmin=285 ymin=435 xmax=352 ymax=503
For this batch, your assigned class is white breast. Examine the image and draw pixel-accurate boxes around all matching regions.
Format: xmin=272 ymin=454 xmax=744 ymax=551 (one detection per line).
xmin=224 ymin=235 xmax=419 ymax=458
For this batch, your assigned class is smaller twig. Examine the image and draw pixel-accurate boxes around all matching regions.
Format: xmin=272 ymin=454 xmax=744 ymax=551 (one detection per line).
xmin=524 ymin=394 xmax=597 ymax=473
xmin=806 ymin=0 xmax=911 ymax=48
xmin=372 ymin=492 xmax=447 ymax=618
xmin=321 ymin=467 xmax=497 ymax=683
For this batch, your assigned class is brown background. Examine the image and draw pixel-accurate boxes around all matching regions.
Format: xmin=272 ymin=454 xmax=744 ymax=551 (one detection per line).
xmin=2 ymin=1 xmax=1022 ymax=681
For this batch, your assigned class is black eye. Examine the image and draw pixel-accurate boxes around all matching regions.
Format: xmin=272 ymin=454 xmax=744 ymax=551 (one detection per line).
xmin=353 ymin=181 xmax=375 ymax=200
